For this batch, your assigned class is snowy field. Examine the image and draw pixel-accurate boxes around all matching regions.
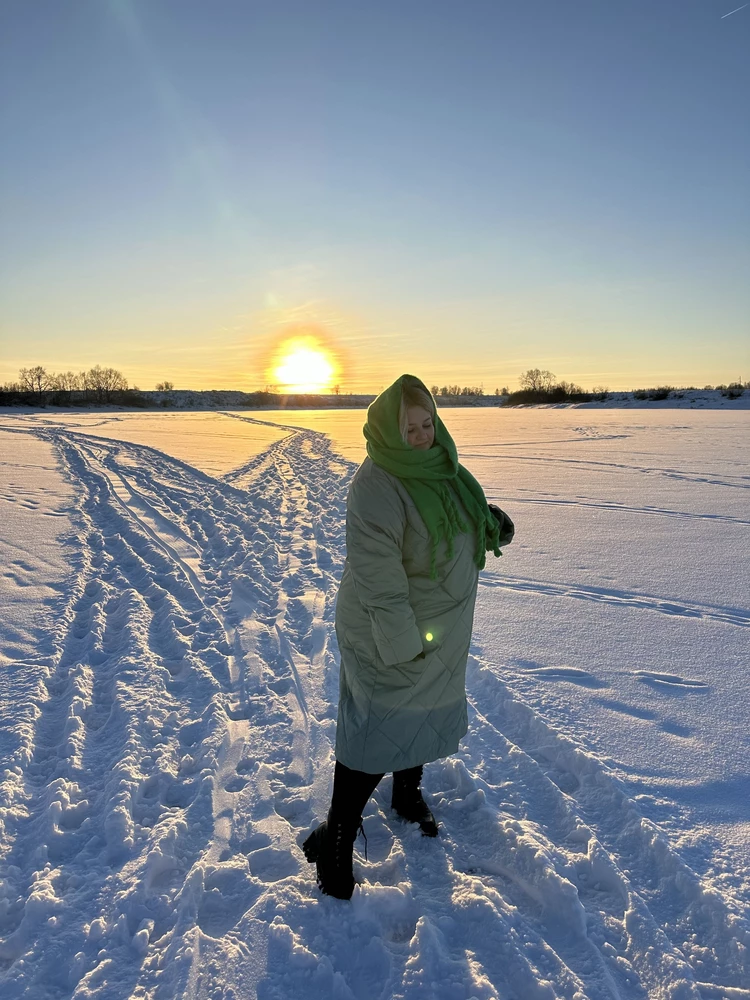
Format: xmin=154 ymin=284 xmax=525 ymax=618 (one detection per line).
xmin=0 ymin=407 xmax=748 ymax=1000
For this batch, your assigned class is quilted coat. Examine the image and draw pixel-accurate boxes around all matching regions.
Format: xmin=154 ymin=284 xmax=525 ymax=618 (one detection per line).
xmin=334 ymin=457 xmax=480 ymax=773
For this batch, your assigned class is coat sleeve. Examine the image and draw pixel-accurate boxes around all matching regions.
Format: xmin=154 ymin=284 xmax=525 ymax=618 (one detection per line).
xmin=345 ymin=473 xmax=424 ymax=666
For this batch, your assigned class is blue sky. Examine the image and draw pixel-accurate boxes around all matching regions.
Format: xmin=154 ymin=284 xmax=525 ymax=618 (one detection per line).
xmin=1 ymin=0 xmax=748 ymax=391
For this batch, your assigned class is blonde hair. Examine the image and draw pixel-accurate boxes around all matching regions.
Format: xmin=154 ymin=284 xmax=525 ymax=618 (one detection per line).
xmin=399 ymin=384 xmax=435 ymax=444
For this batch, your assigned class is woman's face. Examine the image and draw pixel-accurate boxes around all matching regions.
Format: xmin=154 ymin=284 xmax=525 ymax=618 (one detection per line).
xmin=406 ymin=405 xmax=435 ymax=450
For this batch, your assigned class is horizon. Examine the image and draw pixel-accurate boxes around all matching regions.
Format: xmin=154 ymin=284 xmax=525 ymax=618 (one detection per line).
xmin=3 ymin=359 xmax=748 ymax=398
xmin=1 ymin=1 xmax=748 ymax=391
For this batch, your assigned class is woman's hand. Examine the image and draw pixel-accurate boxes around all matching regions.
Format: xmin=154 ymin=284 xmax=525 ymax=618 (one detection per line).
xmin=488 ymin=504 xmax=515 ymax=547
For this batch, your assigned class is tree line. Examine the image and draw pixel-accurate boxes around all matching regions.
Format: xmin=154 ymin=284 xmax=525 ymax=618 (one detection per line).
xmin=432 ymin=369 xmax=748 ymax=405
xmin=431 ymin=371 xmax=595 ymax=404
xmin=2 ymin=364 xmax=746 ymax=408
xmin=1 ymin=365 xmax=141 ymax=406
xmin=430 ymin=384 xmax=496 ymax=397
xmin=506 ymin=369 xmax=595 ymax=404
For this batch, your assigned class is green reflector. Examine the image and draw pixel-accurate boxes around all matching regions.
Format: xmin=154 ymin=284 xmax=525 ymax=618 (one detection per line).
xmin=425 ymin=632 xmax=433 ymax=642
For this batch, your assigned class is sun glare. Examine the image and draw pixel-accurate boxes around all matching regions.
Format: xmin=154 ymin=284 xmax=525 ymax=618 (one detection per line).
xmin=269 ymin=335 xmax=339 ymax=393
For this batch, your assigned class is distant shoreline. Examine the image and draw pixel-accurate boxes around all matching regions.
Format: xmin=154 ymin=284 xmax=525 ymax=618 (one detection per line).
xmin=1 ymin=388 xmax=748 ymax=412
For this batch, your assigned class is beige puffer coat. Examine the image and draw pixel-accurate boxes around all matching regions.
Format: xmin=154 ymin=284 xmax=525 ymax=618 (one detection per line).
xmin=334 ymin=457 xmax=480 ymax=773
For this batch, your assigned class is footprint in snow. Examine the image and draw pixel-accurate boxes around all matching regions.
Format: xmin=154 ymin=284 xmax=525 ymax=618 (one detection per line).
xmin=236 ymin=831 xmax=272 ymax=854
xmin=163 ymin=778 xmax=198 ymax=808
xmin=272 ymin=786 xmax=312 ymax=826
xmin=543 ymin=765 xmax=581 ymax=795
xmin=224 ymin=775 xmax=249 ymax=793
xmin=267 ymin=676 xmax=293 ymax=696
xmin=285 ymin=596 xmax=314 ymax=635
xmin=635 ymin=670 xmax=710 ymax=693
xmin=659 ymin=719 xmax=693 ymax=738
xmin=519 ymin=664 xmax=608 ymax=689
xmin=246 ymin=846 xmax=300 ymax=882
xmin=196 ymin=866 xmax=262 ymax=937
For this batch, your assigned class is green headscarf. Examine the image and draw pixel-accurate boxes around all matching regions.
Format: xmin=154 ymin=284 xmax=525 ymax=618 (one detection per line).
xmin=363 ymin=374 xmax=501 ymax=578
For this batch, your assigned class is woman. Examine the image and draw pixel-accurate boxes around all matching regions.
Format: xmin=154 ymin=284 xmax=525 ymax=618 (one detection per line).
xmin=303 ymin=374 xmax=514 ymax=899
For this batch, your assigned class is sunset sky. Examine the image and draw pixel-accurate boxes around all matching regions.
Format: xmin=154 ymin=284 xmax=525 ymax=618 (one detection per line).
xmin=1 ymin=0 xmax=748 ymax=393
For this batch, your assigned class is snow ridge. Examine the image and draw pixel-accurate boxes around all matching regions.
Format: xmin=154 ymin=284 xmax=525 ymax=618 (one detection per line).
xmin=0 ymin=418 xmax=747 ymax=999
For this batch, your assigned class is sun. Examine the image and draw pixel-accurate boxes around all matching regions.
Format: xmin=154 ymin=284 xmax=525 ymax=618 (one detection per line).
xmin=269 ymin=335 xmax=339 ymax=393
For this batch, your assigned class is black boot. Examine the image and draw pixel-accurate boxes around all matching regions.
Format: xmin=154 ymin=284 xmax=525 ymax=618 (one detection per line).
xmin=302 ymin=762 xmax=383 ymax=900
xmin=302 ymin=811 xmax=362 ymax=899
xmin=392 ymin=765 xmax=438 ymax=837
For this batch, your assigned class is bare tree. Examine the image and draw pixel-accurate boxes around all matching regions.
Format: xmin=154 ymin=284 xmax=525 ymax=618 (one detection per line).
xmin=52 ymin=370 xmax=81 ymax=404
xmin=557 ymin=380 xmax=584 ymax=396
xmin=54 ymin=371 xmax=81 ymax=391
xmin=155 ymin=381 xmax=175 ymax=391
xmin=19 ymin=366 xmax=53 ymax=402
xmin=86 ymin=366 xmax=106 ymax=403
xmin=520 ymin=368 xmax=556 ymax=393
xmin=78 ymin=369 xmax=91 ymax=400
xmin=104 ymin=367 xmax=127 ymax=400
xmin=86 ymin=365 xmax=128 ymax=402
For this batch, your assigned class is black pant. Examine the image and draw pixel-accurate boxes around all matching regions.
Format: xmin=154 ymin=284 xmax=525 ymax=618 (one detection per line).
xmin=330 ymin=761 xmax=423 ymax=821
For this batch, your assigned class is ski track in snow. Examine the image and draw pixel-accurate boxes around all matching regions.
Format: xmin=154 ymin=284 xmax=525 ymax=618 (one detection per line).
xmin=0 ymin=417 xmax=748 ymax=1000
xmin=479 ymin=573 xmax=750 ymax=630
xmin=489 ymin=494 xmax=750 ymax=528
xmin=462 ymin=452 xmax=750 ymax=493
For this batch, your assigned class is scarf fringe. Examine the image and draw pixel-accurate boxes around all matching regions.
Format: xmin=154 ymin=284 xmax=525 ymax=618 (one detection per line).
xmin=426 ymin=483 xmax=475 ymax=579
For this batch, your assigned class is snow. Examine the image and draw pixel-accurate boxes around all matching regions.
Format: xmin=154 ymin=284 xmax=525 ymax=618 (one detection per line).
xmin=4 ymin=411 xmax=289 ymax=478
xmin=0 ymin=407 xmax=748 ymax=999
